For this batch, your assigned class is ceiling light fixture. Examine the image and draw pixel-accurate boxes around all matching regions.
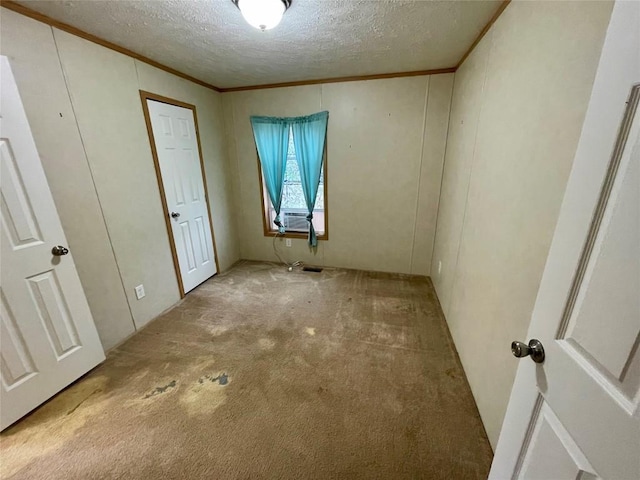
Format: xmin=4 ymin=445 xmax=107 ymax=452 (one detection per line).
xmin=232 ymin=0 xmax=291 ymax=31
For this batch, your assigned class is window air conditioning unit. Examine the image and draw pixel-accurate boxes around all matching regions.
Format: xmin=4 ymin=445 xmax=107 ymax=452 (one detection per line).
xmin=282 ymin=211 xmax=309 ymax=232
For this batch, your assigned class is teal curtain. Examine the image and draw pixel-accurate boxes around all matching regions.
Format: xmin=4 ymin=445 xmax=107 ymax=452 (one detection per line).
xmin=291 ymin=111 xmax=329 ymax=247
xmin=250 ymin=116 xmax=290 ymax=233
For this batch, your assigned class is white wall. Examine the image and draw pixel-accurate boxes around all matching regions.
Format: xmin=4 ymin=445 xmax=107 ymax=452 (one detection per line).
xmin=224 ymin=75 xmax=453 ymax=274
xmin=0 ymin=9 xmax=240 ymax=349
xmin=430 ymin=0 xmax=614 ymax=447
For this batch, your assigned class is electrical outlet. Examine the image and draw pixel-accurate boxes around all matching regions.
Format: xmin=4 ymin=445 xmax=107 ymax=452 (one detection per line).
xmin=135 ymin=284 xmax=145 ymax=300
xmin=285 ymin=238 xmax=292 ymax=247
xmin=438 ymin=261 xmax=442 ymax=275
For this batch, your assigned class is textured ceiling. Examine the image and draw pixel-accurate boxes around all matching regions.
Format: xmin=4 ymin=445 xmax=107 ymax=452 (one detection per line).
xmin=14 ymin=0 xmax=502 ymax=89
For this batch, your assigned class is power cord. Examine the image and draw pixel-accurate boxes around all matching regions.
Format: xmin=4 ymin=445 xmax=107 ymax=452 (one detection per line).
xmin=273 ymin=232 xmax=303 ymax=271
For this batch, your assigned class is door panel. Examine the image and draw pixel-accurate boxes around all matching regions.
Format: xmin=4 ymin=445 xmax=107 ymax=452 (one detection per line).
xmin=0 ymin=56 xmax=105 ymax=430
xmin=0 ymin=293 xmax=36 ymax=387
xmin=195 ymin=216 xmax=210 ymax=264
xmin=518 ymin=401 xmax=598 ymax=480
xmin=146 ymin=99 xmax=217 ymax=294
xmin=28 ymin=270 xmax=80 ymax=358
xmin=561 ymin=147 xmax=639 ymax=389
xmin=179 ymin=220 xmax=197 ymax=272
xmin=171 ymin=152 xmax=187 ymax=206
xmin=0 ymin=141 xmax=43 ymax=247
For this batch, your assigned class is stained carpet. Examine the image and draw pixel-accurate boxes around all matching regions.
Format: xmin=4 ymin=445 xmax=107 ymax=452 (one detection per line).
xmin=0 ymin=261 xmax=492 ymax=479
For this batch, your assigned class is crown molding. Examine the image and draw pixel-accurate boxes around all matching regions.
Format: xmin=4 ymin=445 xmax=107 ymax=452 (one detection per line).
xmin=456 ymin=0 xmax=511 ymax=69
xmin=0 ymin=0 xmax=222 ymax=92
xmin=219 ymin=68 xmax=457 ymax=93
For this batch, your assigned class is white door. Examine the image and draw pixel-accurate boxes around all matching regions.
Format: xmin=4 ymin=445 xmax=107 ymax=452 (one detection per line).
xmin=146 ymin=100 xmax=217 ymax=294
xmin=0 ymin=57 xmax=105 ymax=430
xmin=490 ymin=3 xmax=640 ymax=479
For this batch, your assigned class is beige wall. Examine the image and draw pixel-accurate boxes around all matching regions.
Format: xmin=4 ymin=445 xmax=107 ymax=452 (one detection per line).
xmin=0 ymin=10 xmax=134 ymax=350
xmin=224 ymin=75 xmax=453 ymax=274
xmin=134 ymin=62 xmax=241 ymax=271
xmin=0 ymin=9 xmax=239 ymax=349
xmin=2 ymin=1 xmax=614 ymax=448
xmin=430 ymin=0 xmax=614 ymax=447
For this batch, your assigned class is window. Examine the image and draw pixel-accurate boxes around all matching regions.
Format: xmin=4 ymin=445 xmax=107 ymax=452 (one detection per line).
xmin=259 ymin=128 xmax=328 ymax=239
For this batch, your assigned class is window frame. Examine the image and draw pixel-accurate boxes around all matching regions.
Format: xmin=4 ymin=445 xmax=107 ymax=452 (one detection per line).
xmin=256 ymin=141 xmax=329 ymax=241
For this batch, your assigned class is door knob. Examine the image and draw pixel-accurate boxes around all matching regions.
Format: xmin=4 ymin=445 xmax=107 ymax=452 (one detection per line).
xmin=170 ymin=212 xmax=180 ymax=218
xmin=511 ymin=339 xmax=545 ymax=363
xmin=51 ymin=245 xmax=69 ymax=256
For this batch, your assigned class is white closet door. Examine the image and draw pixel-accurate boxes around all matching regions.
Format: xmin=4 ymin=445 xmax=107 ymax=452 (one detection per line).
xmin=146 ymin=99 xmax=217 ymax=294
xmin=0 ymin=56 xmax=105 ymax=430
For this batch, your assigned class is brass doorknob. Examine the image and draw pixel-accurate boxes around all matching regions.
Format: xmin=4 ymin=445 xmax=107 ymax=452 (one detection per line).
xmin=51 ymin=245 xmax=69 ymax=256
xmin=511 ymin=339 xmax=545 ymax=363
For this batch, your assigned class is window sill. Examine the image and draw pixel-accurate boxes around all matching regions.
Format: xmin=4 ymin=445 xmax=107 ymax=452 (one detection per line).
xmin=264 ymin=231 xmax=328 ymax=241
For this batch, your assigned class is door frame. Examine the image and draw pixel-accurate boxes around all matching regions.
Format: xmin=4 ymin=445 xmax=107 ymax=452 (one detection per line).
xmin=139 ymin=90 xmax=220 ymax=298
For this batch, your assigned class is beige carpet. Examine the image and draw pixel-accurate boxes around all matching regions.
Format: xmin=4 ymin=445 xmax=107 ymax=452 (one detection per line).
xmin=1 ymin=261 xmax=492 ymax=479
